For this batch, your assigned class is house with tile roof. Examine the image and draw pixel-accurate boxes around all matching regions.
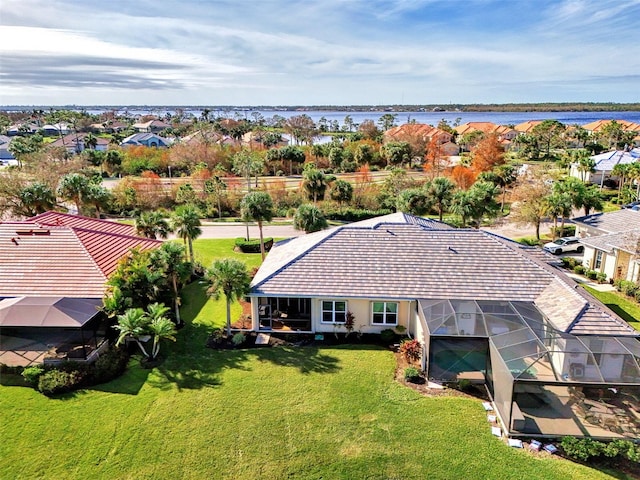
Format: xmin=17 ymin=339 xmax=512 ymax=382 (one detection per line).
xmin=574 ymin=209 xmax=640 ymax=283
xmin=49 ymin=133 xmax=110 ymax=154
xmin=384 ymin=123 xmax=453 ymax=145
xmin=121 ymin=132 xmax=172 ymax=148
xmin=133 ymin=119 xmax=172 ymax=133
xmin=0 ymin=214 xmax=161 ymax=366
xmin=249 ymin=212 xmax=640 ymax=439
xmin=569 ymin=149 xmax=640 ymax=186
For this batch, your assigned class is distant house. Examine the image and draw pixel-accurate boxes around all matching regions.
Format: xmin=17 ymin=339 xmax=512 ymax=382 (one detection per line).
xmin=513 ymin=120 xmax=543 ymax=134
xmin=49 ymin=133 xmax=109 ymax=154
xmin=132 ymin=119 xmax=171 ymax=133
xmin=569 ymin=150 xmax=640 ymax=186
xmin=574 ymin=209 xmax=640 ymax=282
xmin=455 ymin=122 xmax=518 ymax=141
xmin=121 ymin=133 xmax=172 ymax=148
xmin=582 ymin=119 xmax=640 ymax=148
xmin=384 ymin=123 xmax=453 ymax=145
xmin=0 ymin=135 xmax=16 ymax=164
xmin=90 ymin=121 xmax=129 ymax=134
xmin=248 ymin=213 xmax=640 ymax=439
xmin=0 ymin=213 xmax=161 ymax=367
xmin=41 ymin=123 xmax=72 ymax=136
xmin=6 ymin=123 xmax=38 ymax=136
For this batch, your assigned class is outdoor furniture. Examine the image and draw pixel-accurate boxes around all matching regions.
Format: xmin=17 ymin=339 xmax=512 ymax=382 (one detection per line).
xmin=529 ymin=440 xmax=542 ymax=452
xmin=544 ymin=444 xmax=558 ymax=454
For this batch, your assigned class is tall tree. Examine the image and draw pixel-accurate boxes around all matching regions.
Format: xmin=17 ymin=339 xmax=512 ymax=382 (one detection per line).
xmin=240 ymin=191 xmax=274 ymax=260
xmin=57 ymin=173 xmax=90 ymax=214
xmin=329 ymin=179 xmax=353 ymax=205
xmin=425 ymin=176 xmax=455 ymax=222
xmin=293 ymin=204 xmax=328 ymax=233
xmin=206 ymin=258 xmax=251 ymax=337
xmin=232 ymin=149 xmax=263 ymax=192
xmin=171 ymin=204 xmax=202 ymax=263
xmin=145 ymin=303 xmax=177 ymax=360
xmin=150 ymin=242 xmax=191 ymax=325
xmin=84 ymin=182 xmax=112 ymax=218
xmin=302 ymin=163 xmax=333 ymax=204
xmin=396 ymin=188 xmax=432 ymax=216
xmin=470 ymin=133 xmax=505 ymax=173
xmin=18 ymin=182 xmax=57 ymax=216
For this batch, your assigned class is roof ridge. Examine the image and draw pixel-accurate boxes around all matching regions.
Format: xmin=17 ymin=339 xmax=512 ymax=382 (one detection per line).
xmin=68 ymin=228 xmax=110 ymax=280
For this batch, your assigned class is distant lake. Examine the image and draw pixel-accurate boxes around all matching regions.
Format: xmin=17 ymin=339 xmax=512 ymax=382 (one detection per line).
xmin=85 ymin=108 xmax=640 ymax=126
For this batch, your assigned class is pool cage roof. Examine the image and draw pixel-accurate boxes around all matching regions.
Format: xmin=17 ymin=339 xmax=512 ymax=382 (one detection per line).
xmin=419 ymin=299 xmax=640 ymax=385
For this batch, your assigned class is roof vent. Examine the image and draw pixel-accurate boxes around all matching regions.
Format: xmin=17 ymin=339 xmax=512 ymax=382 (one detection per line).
xmin=448 ymin=246 xmax=458 ymax=253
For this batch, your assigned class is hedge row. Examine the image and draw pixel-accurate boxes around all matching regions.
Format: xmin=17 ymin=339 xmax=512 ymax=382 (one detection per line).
xmin=21 ymin=347 xmax=130 ymax=396
xmin=234 ymin=237 xmax=274 ymax=253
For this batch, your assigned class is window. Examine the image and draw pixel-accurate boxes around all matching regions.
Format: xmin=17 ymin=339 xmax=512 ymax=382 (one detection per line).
xmin=594 ymin=251 xmax=603 ymax=270
xmin=322 ymin=300 xmax=346 ymax=324
xmin=372 ymin=302 xmax=399 ymax=325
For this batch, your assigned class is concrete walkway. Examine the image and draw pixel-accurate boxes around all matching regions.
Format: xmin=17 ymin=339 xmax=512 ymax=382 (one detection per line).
xmin=564 ymin=272 xmax=616 ymax=292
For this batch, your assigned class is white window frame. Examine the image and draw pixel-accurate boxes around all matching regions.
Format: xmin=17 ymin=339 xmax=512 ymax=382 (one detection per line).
xmin=371 ymin=301 xmax=399 ymax=326
xmin=594 ymin=250 xmax=604 ymax=270
xmin=321 ymin=300 xmax=347 ymax=324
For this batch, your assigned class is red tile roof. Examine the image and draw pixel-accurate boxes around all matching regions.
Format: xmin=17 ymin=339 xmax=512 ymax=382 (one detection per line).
xmin=384 ymin=123 xmax=452 ymax=143
xmin=514 ymin=120 xmax=544 ymax=133
xmin=0 ymin=218 xmax=161 ymax=298
xmin=31 ymin=211 xmax=135 ymax=236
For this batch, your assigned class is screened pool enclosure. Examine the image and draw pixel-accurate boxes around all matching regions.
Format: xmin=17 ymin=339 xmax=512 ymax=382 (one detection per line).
xmin=418 ymin=299 xmax=640 ymax=438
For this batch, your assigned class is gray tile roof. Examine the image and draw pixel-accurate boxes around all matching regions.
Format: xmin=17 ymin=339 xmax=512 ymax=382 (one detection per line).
xmin=252 ymin=218 xmax=554 ymax=302
xmin=573 ymin=209 xmax=640 ymax=234
xmin=252 ymin=213 xmax=639 ymax=337
xmin=579 ymin=230 xmax=640 ymax=254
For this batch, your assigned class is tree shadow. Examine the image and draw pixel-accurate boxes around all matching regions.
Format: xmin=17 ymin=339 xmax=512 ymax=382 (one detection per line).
xmin=90 ymin=359 xmax=152 ymax=395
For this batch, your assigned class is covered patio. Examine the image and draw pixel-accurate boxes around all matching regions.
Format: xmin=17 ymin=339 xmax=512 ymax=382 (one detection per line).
xmin=0 ymin=297 xmax=107 ymax=367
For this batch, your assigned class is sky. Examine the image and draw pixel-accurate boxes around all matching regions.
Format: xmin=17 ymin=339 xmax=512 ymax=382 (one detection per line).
xmin=1 ymin=0 xmax=639 ymax=106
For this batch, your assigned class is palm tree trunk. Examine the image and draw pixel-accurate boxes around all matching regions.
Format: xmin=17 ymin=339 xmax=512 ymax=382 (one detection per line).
xmin=535 ymin=220 xmax=541 ymax=240
xmin=226 ymin=298 xmax=232 ymax=338
xmin=188 ymin=237 xmax=194 ymax=263
xmin=172 ymin=275 xmax=181 ymax=325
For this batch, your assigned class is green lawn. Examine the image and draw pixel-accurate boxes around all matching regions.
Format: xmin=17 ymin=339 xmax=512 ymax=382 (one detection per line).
xmin=584 ymin=286 xmax=640 ymax=331
xmin=0 ymin=241 xmax=629 ymax=479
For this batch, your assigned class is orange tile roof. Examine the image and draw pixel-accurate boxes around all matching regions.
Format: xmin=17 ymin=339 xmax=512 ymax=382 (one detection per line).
xmin=0 ymin=220 xmax=161 ymax=298
xmin=582 ymin=119 xmax=640 ymax=133
xmin=384 ymin=123 xmax=451 ymax=142
xmin=514 ymin=120 xmax=544 ymax=133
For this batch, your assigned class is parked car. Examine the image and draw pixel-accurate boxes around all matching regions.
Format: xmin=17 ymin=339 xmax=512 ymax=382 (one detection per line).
xmin=542 ymin=236 xmax=584 ymax=255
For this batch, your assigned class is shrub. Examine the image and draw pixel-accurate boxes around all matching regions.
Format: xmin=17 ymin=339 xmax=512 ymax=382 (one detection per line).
xmin=404 ymin=367 xmax=421 ymax=382
xmin=93 ymin=347 xmax=130 ymax=384
xmin=394 ymin=325 xmax=406 ymax=335
xmin=619 ymin=280 xmax=639 ymax=297
xmin=400 ymin=339 xmax=421 ymax=363
xmin=37 ymin=369 xmax=83 ymax=396
xmin=234 ymin=237 xmax=274 ymax=254
xmin=22 ymin=365 xmax=45 ymax=385
xmin=551 ymin=225 xmax=576 ymax=238
xmin=380 ymin=328 xmax=396 ymax=344
xmin=322 ymin=207 xmax=393 ymax=222
xmin=585 ymin=269 xmax=598 ymax=280
xmin=573 ymin=265 xmax=585 ymax=275
xmin=596 ymin=272 xmax=607 ymax=284
xmin=561 ymin=257 xmax=578 ymax=269
xmin=457 ymin=378 xmax=473 ymax=392
xmin=232 ymin=332 xmax=246 ymax=347
xmin=561 ymin=437 xmax=640 ymax=463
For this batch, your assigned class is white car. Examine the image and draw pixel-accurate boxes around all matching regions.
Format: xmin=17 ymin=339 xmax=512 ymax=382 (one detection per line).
xmin=542 ymin=236 xmax=584 ymax=255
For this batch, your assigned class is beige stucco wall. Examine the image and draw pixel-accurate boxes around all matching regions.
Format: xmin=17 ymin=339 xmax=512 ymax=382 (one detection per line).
xmin=312 ymin=298 xmax=412 ymax=334
xmin=583 ymin=246 xmax=616 ymax=281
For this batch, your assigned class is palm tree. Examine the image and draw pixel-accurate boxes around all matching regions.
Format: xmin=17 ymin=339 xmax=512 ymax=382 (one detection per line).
xmin=293 ymin=204 xmax=328 ymax=233
xmin=450 ymin=189 xmax=475 ymax=227
xmin=545 ymin=192 xmax=573 ymax=239
xmin=84 ymin=183 xmax=111 ymax=218
xmin=57 ymin=173 xmax=90 ymax=214
xmin=171 ymin=204 xmax=202 ymax=263
xmin=240 ymin=191 xmax=274 ymax=260
xmin=206 ymin=258 xmax=251 ymax=337
xmin=18 ymin=182 xmax=57 ymax=216
xmin=425 ymin=176 xmax=455 ymax=222
xmin=150 ymin=242 xmax=191 ymax=325
xmin=302 ymin=163 xmax=333 ymax=204
xmin=114 ymin=308 xmax=150 ymax=357
xmin=135 ymin=211 xmax=170 ymax=239
xmin=145 ymin=303 xmax=176 ymax=359
xmin=612 ymin=163 xmax=630 ymax=203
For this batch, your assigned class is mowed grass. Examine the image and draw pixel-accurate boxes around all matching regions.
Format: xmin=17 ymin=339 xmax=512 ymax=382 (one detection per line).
xmin=0 ymin=239 xmax=626 ymax=479
xmin=584 ymin=286 xmax=640 ymax=331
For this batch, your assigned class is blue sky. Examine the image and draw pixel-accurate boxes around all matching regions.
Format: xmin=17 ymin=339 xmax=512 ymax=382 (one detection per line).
xmin=1 ymin=0 xmax=639 ymax=106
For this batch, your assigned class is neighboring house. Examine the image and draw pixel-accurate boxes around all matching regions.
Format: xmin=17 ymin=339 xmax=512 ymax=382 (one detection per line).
xmin=121 ymin=133 xmax=172 ymax=148
xmin=513 ymin=120 xmax=543 ymax=134
xmin=249 ymin=213 xmax=640 ymax=439
xmin=454 ymin=122 xmax=518 ymax=141
xmin=384 ymin=123 xmax=453 ymax=145
xmin=49 ymin=133 xmax=109 ymax=154
xmin=0 ymin=213 xmax=161 ymax=366
xmin=569 ymin=150 xmax=639 ymax=186
xmin=6 ymin=123 xmax=38 ymax=136
xmin=41 ymin=123 xmax=72 ymax=136
xmin=0 ymin=135 xmax=16 ymax=163
xmin=574 ymin=209 xmax=640 ymax=282
xmin=90 ymin=121 xmax=129 ymax=134
xmin=132 ymin=119 xmax=171 ymax=133
xmin=583 ymin=120 xmax=640 ymax=148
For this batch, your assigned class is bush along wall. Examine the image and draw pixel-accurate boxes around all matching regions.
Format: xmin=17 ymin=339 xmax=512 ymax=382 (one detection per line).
xmin=20 ymin=347 xmax=130 ymax=396
xmin=235 ymin=237 xmax=274 ymax=253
